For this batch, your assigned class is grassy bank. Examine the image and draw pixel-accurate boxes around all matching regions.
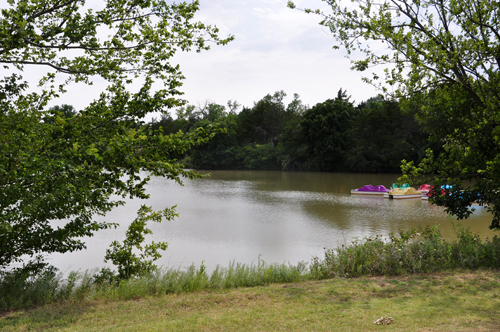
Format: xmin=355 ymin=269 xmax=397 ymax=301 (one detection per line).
xmin=2 ymin=270 xmax=500 ymax=331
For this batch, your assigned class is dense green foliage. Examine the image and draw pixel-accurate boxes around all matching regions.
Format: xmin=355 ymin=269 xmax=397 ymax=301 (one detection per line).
xmin=289 ymin=0 xmax=500 ymax=229
xmin=311 ymin=225 xmax=500 ymax=278
xmin=301 ymin=89 xmax=356 ymax=171
xmin=347 ymin=96 xmax=439 ymax=172
xmin=0 ymin=0 xmax=232 ymax=273
xmin=149 ymin=90 xmax=436 ymax=172
xmin=43 ymin=104 xmax=77 ymax=124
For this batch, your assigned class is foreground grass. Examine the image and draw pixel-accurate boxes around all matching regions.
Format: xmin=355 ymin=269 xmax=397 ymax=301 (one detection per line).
xmin=2 ymin=270 xmax=500 ymax=331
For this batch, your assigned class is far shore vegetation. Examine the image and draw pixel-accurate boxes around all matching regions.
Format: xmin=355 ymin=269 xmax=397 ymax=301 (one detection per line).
xmin=146 ymin=90 xmax=436 ymax=174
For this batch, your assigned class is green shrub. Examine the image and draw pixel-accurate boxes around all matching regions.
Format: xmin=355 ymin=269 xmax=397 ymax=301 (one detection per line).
xmin=310 ymin=225 xmax=500 ymax=279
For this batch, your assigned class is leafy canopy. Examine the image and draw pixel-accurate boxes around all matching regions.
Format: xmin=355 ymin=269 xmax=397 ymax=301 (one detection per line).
xmin=289 ymin=0 xmax=500 ymax=229
xmin=0 ymin=0 xmax=233 ymax=272
xmin=346 ymin=95 xmax=431 ymax=173
xmin=301 ymin=89 xmax=356 ymax=171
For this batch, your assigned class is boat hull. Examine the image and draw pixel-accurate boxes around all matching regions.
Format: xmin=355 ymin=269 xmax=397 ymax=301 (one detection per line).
xmin=351 ymin=190 xmax=387 ymax=196
xmin=384 ymin=193 xmax=422 ymax=199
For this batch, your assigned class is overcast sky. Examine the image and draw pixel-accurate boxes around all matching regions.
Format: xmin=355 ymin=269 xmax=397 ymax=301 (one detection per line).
xmin=52 ymin=0 xmax=380 ymax=115
xmin=172 ymin=0 xmax=381 ymax=110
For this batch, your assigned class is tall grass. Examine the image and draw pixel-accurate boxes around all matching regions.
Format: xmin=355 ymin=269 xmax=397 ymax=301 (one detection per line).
xmin=0 ymin=257 xmax=307 ymax=310
xmin=310 ymin=224 xmax=500 ymax=278
xmin=1 ymin=225 xmax=499 ymax=311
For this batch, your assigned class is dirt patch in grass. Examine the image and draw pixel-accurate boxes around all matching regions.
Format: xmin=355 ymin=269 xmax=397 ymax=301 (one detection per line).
xmin=0 ymin=311 xmax=14 ymax=319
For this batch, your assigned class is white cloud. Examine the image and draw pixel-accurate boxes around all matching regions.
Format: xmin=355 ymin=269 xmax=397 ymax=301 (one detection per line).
xmin=168 ymin=0 xmax=379 ymax=111
xmin=21 ymin=0 xmax=381 ymax=115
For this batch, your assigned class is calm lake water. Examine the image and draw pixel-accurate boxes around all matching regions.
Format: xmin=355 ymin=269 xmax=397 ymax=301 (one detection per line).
xmin=49 ymin=171 xmax=496 ymax=273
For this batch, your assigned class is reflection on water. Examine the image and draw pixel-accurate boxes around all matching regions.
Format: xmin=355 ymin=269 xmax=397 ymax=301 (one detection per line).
xmin=48 ymin=170 xmax=496 ymax=273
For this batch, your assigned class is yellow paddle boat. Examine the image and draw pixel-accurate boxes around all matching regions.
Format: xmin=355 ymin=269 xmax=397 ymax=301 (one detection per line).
xmin=383 ymin=187 xmax=423 ymax=199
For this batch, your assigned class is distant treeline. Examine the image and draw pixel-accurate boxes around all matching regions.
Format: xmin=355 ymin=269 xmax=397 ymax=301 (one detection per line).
xmin=146 ymin=89 xmax=442 ymax=172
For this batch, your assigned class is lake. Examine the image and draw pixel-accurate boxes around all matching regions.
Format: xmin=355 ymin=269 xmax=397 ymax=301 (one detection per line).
xmin=48 ymin=170 xmax=496 ymax=273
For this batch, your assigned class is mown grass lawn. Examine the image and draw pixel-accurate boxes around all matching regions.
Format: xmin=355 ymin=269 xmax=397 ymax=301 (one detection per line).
xmin=2 ymin=270 xmax=500 ymax=331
